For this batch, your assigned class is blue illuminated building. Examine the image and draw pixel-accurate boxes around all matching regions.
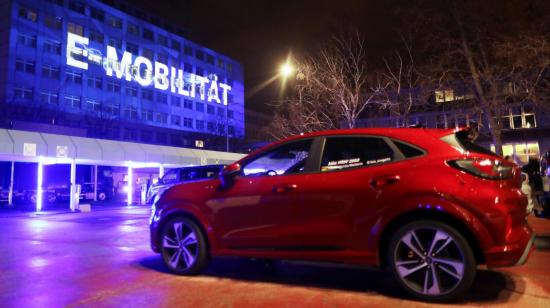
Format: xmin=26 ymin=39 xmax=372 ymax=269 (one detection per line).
xmin=0 ymin=0 xmax=245 ymax=151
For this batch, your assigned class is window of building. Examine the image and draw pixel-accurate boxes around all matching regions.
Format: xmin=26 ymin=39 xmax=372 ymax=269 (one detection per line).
xmin=16 ymin=33 xmax=37 ymax=48
xmin=107 ymin=80 xmax=121 ymax=92
xmin=87 ymin=76 xmax=102 ymax=89
xmin=124 ymin=128 xmax=137 ymax=140
xmin=108 ymin=37 xmax=122 ymax=50
xmin=217 ymin=124 xmax=225 ymax=135
xmin=171 ymin=96 xmax=181 ymax=106
xmin=207 ymin=122 xmax=215 ymax=131
xmin=85 ymin=98 xmax=101 ymax=112
xmin=196 ymin=67 xmax=204 ymax=76
xmin=18 ymin=6 xmax=37 ymax=22
xmin=320 ymin=137 xmax=394 ymax=172
xmin=491 ymin=142 xmax=540 ymax=165
xmin=65 ymin=95 xmax=81 ymax=108
xmin=184 ymin=45 xmax=193 ymax=56
xmin=104 ymin=104 xmax=120 ymax=116
xmin=157 ymin=35 xmax=168 ymax=47
xmin=435 ymin=90 xmax=455 ymax=103
xmin=228 ymin=126 xmax=235 ymax=136
xmin=42 ymin=65 xmax=60 ymax=79
xmin=89 ymin=31 xmax=104 ymax=44
xmin=195 ymin=120 xmax=204 ymax=130
xmin=156 ymin=132 xmax=167 ymax=144
xmin=40 ymin=90 xmax=58 ymax=105
xmin=15 ymin=58 xmax=35 ymax=74
xmin=183 ymin=117 xmax=193 ymax=128
xmin=141 ymin=89 xmax=153 ymax=101
xmin=184 ymin=63 xmax=193 ymax=73
xmin=142 ymin=28 xmax=154 ymax=41
xmin=124 ymin=106 xmax=138 ymax=119
xmin=141 ymin=130 xmax=153 ymax=142
xmin=226 ymin=63 xmax=233 ymax=73
xmin=217 ymin=107 xmax=225 ymax=117
xmin=207 ymin=105 xmax=215 ymax=114
xmin=14 ymin=87 xmax=33 ymax=100
xmin=43 ymin=39 xmax=61 ymax=54
xmin=183 ymin=99 xmax=193 ymax=109
xmin=141 ymin=110 xmax=153 ymax=121
xmin=90 ymin=7 xmax=104 ymax=21
xmin=171 ymin=40 xmax=181 ymax=51
xmin=43 ymin=14 xmax=62 ymax=29
xmin=67 ymin=22 xmax=84 ymax=36
xmin=66 ymin=70 xmax=82 ymax=84
xmin=127 ymin=23 xmax=139 ymax=36
xmin=126 ymin=42 xmax=139 ymax=54
xmin=195 ymin=50 xmax=204 ymax=61
xmin=125 ymin=84 xmax=138 ymax=97
xmin=243 ymin=140 xmax=312 ymax=176
xmin=156 ymin=92 xmax=167 ymax=104
xmin=206 ymin=54 xmax=214 ymax=65
xmin=68 ymin=1 xmax=85 ymax=14
xmin=195 ymin=102 xmax=204 ymax=112
xmin=227 ymin=110 xmax=234 ymax=119
xmin=171 ymin=115 xmax=181 ymax=126
xmin=142 ymin=48 xmax=154 ymax=60
xmin=109 ymin=16 xmax=122 ymax=29
xmin=156 ymin=112 xmax=168 ymax=124
xmin=217 ymin=58 xmax=224 ymax=68
xmin=157 ymin=53 xmax=168 ymax=63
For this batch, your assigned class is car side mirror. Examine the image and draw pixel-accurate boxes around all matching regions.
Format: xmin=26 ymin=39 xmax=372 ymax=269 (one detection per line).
xmin=220 ymin=163 xmax=241 ymax=189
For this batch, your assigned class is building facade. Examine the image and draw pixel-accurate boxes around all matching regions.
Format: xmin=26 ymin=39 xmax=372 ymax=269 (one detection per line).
xmin=0 ymin=0 xmax=245 ymax=151
xmin=357 ymin=88 xmax=550 ymax=165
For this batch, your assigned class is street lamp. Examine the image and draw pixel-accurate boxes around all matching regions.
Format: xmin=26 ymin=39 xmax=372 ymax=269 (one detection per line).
xmin=279 ymin=62 xmax=295 ymax=78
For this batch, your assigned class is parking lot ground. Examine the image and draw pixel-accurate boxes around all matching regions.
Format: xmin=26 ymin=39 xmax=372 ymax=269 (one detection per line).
xmin=0 ymin=207 xmax=549 ymax=308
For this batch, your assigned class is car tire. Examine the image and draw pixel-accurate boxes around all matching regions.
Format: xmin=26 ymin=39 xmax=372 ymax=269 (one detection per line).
xmin=160 ymin=216 xmax=209 ymax=275
xmin=388 ymin=220 xmax=476 ymax=302
xmin=98 ymin=192 xmax=107 ymax=201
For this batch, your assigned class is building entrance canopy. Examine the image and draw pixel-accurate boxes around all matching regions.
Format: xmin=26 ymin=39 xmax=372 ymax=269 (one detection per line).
xmin=0 ymin=129 xmax=244 ymax=211
xmin=0 ymin=129 xmax=243 ymax=166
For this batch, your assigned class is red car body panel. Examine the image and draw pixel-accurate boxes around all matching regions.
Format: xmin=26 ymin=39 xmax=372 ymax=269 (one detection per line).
xmin=150 ymin=128 xmax=533 ymax=268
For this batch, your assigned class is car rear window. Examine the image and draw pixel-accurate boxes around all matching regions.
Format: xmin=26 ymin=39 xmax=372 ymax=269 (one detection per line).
xmin=441 ymin=130 xmax=497 ymax=156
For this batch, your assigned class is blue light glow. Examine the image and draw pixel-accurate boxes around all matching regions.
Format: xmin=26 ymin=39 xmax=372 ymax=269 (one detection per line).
xmin=36 ymin=159 xmax=43 ymax=212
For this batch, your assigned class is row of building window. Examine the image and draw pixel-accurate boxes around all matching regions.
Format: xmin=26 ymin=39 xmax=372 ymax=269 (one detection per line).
xmin=17 ymin=4 xmax=233 ymax=72
xmin=15 ymin=62 xmax=236 ymax=112
xmin=13 ymin=87 xmax=237 ymax=132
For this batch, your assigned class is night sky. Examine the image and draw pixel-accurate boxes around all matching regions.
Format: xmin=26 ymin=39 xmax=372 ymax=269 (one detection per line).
xmin=134 ymin=0 xmax=549 ymax=112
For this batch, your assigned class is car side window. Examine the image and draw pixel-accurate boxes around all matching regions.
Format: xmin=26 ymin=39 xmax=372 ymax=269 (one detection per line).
xmin=162 ymin=169 xmax=178 ymax=184
xmin=320 ymin=137 xmax=394 ymax=172
xmin=242 ymin=139 xmax=313 ymax=177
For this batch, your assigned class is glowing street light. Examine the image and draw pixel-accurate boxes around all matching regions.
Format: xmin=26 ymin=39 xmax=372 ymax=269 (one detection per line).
xmin=279 ymin=62 xmax=295 ymax=78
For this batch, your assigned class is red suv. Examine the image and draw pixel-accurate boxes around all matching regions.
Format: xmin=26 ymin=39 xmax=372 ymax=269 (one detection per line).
xmin=149 ymin=128 xmax=534 ymax=301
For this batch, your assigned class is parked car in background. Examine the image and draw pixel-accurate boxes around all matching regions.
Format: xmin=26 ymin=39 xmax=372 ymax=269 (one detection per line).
xmin=146 ymin=165 xmax=224 ymax=204
xmin=150 ymin=127 xmax=533 ymax=301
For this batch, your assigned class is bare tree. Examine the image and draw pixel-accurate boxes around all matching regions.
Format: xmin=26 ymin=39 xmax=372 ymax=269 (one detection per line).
xmin=268 ymin=31 xmax=387 ymax=139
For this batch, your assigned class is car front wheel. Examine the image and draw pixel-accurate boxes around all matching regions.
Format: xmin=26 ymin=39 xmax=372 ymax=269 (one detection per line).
xmin=388 ymin=220 xmax=476 ymax=302
xmin=160 ymin=217 xmax=208 ymax=275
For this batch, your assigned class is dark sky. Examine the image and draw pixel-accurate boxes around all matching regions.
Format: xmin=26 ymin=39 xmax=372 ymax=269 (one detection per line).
xmin=135 ymin=0 xmax=407 ymax=112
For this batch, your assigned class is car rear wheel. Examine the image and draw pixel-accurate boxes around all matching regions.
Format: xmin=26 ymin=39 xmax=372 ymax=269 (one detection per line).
xmin=160 ymin=217 xmax=208 ymax=275
xmin=388 ymin=220 xmax=476 ymax=302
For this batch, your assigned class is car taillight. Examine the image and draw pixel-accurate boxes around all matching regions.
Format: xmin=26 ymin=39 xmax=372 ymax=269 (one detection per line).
xmin=448 ymin=158 xmax=514 ymax=180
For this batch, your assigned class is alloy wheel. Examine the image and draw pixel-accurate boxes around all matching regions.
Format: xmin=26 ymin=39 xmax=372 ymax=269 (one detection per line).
xmin=162 ymin=220 xmax=200 ymax=271
xmin=393 ymin=227 xmax=466 ymax=297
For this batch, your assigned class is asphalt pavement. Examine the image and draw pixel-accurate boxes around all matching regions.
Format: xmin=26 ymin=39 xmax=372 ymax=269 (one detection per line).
xmin=0 ymin=206 xmax=549 ymax=307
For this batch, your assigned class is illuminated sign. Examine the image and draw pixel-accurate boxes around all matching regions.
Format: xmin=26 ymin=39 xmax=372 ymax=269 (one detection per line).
xmin=66 ymin=33 xmax=232 ymax=105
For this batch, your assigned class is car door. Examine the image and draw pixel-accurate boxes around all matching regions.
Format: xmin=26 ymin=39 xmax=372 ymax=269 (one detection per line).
xmin=288 ymin=136 xmax=403 ymax=250
xmin=209 ymin=139 xmax=315 ymax=249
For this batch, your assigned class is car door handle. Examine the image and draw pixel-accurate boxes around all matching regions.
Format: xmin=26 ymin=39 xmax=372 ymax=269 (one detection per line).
xmin=370 ymin=175 xmax=400 ymax=189
xmin=272 ymin=184 xmax=297 ymax=193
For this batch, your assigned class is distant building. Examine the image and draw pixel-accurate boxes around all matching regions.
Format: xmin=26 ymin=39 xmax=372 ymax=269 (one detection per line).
xmin=0 ymin=0 xmax=245 ymax=151
xmin=357 ymin=87 xmax=550 ymax=164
